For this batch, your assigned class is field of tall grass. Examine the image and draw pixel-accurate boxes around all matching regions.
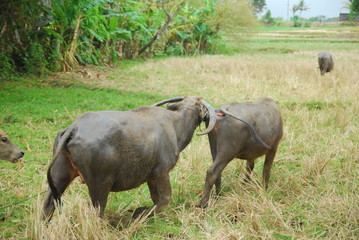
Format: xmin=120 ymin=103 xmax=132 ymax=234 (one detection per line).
xmin=1 ymin=26 xmax=358 ymax=239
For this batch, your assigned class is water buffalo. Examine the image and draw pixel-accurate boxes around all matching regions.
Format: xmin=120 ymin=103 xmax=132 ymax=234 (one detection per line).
xmin=318 ymin=52 xmax=334 ymax=75
xmin=0 ymin=129 xmax=24 ymax=163
xmin=197 ymin=97 xmax=283 ymax=208
xmin=42 ymin=96 xmax=215 ymax=221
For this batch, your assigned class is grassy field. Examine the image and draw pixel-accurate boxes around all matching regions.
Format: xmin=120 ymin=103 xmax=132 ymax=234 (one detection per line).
xmin=0 ymin=26 xmax=358 ymax=239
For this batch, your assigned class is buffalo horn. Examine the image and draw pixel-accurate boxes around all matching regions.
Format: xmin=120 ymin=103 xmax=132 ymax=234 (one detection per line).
xmin=197 ymin=100 xmax=216 ymax=136
xmin=152 ymin=97 xmax=185 ymax=107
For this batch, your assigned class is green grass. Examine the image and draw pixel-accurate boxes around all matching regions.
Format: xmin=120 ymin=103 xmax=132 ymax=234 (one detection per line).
xmin=0 ymin=80 xmax=166 ymax=238
xmin=221 ymin=25 xmax=359 ymax=54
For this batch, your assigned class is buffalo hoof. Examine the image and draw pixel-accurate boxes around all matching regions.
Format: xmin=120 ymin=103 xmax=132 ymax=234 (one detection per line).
xmin=132 ymin=206 xmax=153 ymax=219
xmin=195 ymin=202 xmax=208 ymax=209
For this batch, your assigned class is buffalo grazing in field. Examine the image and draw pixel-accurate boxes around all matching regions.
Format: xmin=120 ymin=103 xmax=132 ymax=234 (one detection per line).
xmin=42 ymin=96 xmax=216 ymax=221
xmin=0 ymin=129 xmax=24 ymax=163
xmin=197 ymin=98 xmax=283 ymax=208
xmin=318 ymin=52 xmax=334 ymax=75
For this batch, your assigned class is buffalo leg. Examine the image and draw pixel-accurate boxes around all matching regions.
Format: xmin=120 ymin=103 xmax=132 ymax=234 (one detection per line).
xmin=244 ymin=159 xmax=255 ymax=183
xmin=134 ymin=173 xmax=172 ymax=218
xmin=214 ymin=173 xmax=222 ymax=195
xmin=147 ymin=180 xmax=159 ymax=204
xmin=42 ymin=153 xmax=77 ymax=221
xmin=208 ymin=132 xmax=221 ymax=195
xmin=321 ymin=67 xmax=326 ymax=75
xmin=262 ymin=147 xmax=278 ymax=189
xmin=153 ymin=173 xmax=172 ymax=212
xmin=88 ymin=180 xmax=111 ymax=217
xmin=131 ymin=180 xmax=159 ymax=218
xmin=198 ymin=156 xmax=232 ymax=208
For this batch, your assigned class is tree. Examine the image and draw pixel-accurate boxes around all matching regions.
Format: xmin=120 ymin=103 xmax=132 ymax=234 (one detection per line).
xmin=251 ymin=0 xmax=266 ymax=16
xmin=293 ymin=0 xmax=310 ymax=20
xmin=138 ymin=1 xmax=185 ymax=56
xmin=0 ymin=0 xmax=259 ymax=75
xmin=341 ymin=0 xmax=352 ymax=11
xmin=292 ymin=5 xmax=299 ymax=16
xmin=262 ymin=9 xmax=274 ymax=25
xmin=349 ymin=0 xmax=359 ymax=19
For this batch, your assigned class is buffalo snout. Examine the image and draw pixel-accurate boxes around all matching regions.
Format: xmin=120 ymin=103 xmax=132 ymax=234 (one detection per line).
xmin=0 ymin=130 xmax=24 ymax=163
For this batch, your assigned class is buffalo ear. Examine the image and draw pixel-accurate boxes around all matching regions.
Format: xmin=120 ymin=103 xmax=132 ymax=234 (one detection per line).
xmin=167 ymin=103 xmax=179 ymax=111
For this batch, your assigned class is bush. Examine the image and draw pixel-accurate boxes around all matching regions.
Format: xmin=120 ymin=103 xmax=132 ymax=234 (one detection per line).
xmin=0 ymin=52 xmax=16 ymax=80
xmin=23 ymin=42 xmax=48 ymax=76
xmin=292 ymin=16 xmax=302 ymax=27
xmin=1 ymin=0 xmax=257 ymax=75
xmin=262 ymin=10 xmax=275 ymax=26
xmin=304 ymin=21 xmax=311 ymax=27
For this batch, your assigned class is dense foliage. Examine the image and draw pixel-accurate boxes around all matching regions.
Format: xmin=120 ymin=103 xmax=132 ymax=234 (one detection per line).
xmin=349 ymin=0 xmax=359 ymax=19
xmin=261 ymin=9 xmax=274 ymax=25
xmin=251 ymin=0 xmax=266 ymax=16
xmin=0 ymin=0 xmax=257 ymax=77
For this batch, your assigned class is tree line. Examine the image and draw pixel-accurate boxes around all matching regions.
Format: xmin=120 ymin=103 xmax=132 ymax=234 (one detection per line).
xmin=0 ymin=0 xmax=256 ymax=78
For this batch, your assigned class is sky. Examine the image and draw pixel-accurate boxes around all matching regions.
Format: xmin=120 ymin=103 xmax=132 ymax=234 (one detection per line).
xmin=265 ymin=0 xmax=349 ymax=20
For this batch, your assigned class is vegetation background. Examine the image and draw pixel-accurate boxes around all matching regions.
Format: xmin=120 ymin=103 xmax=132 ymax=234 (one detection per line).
xmin=1 ymin=0 xmax=358 ymax=239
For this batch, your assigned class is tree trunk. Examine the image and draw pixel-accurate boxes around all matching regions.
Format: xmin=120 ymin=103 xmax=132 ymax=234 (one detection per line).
xmin=138 ymin=2 xmax=184 ymax=56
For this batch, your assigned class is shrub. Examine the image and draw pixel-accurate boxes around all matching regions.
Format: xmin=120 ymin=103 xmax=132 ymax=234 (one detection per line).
xmin=23 ymin=42 xmax=48 ymax=76
xmin=293 ymin=16 xmax=302 ymax=27
xmin=262 ymin=10 xmax=275 ymax=26
xmin=0 ymin=52 xmax=16 ymax=80
xmin=304 ymin=21 xmax=311 ymax=27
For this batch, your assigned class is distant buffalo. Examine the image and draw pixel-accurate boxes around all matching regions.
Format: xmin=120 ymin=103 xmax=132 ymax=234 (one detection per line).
xmin=318 ymin=52 xmax=334 ymax=75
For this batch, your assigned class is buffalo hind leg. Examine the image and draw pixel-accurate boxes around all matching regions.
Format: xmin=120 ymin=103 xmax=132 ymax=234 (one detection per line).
xmin=243 ymin=159 xmax=255 ymax=183
xmin=214 ymin=173 xmax=222 ymax=195
xmin=208 ymin=132 xmax=221 ymax=195
xmin=263 ymin=146 xmax=278 ymax=189
xmin=42 ymin=153 xmax=77 ymax=221
xmin=88 ymin=181 xmax=111 ymax=218
xmin=198 ymin=156 xmax=232 ymax=208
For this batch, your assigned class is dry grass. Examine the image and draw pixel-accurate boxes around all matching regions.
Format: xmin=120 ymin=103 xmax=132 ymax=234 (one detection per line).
xmin=80 ymin=48 xmax=359 ymax=105
xmin=1 ymin=28 xmax=358 ymax=239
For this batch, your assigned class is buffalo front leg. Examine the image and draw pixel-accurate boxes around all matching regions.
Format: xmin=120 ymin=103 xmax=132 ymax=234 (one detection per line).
xmin=134 ymin=173 xmax=172 ymax=218
xmin=198 ymin=157 xmax=231 ymax=208
xmin=147 ymin=179 xmax=159 ymax=204
xmin=42 ymin=153 xmax=77 ymax=221
xmin=153 ymin=173 xmax=172 ymax=213
xmin=321 ymin=66 xmax=327 ymax=75
xmin=132 ymin=179 xmax=160 ymax=218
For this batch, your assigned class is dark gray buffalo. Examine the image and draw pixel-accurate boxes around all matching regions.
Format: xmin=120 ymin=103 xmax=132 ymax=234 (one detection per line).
xmin=197 ymin=97 xmax=283 ymax=208
xmin=0 ymin=129 xmax=24 ymax=163
xmin=42 ymin=96 xmax=215 ymax=221
xmin=318 ymin=51 xmax=334 ymax=75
